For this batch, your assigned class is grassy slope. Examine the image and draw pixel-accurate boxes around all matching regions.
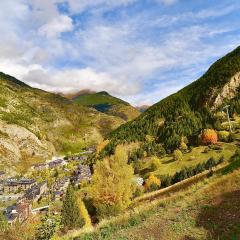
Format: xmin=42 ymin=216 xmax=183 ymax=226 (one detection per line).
xmin=0 ymin=73 xmax=124 ymax=174
xmin=73 ymin=91 xmax=128 ymax=106
xmin=73 ymin=92 xmax=141 ymax=121
xmin=72 ymin=159 xmax=240 ymax=240
xmin=141 ymin=142 xmax=236 ymax=177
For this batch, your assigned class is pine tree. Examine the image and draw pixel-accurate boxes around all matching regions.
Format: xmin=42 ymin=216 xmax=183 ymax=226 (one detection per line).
xmin=61 ymin=185 xmax=84 ymax=231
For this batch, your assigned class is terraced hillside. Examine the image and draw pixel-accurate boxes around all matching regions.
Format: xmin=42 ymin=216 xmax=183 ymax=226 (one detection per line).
xmin=0 ymin=72 xmax=124 ymax=174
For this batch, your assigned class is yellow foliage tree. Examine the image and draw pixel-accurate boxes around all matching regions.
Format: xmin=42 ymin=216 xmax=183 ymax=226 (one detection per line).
xmin=96 ymin=139 xmax=110 ymax=155
xmin=145 ymin=174 xmax=161 ymax=191
xmin=173 ymin=149 xmax=183 ymax=161
xmin=90 ymin=145 xmax=135 ymax=218
xmin=150 ymin=156 xmax=161 ymax=171
xmin=180 ymin=136 xmax=188 ymax=151
xmin=78 ymin=199 xmax=92 ymax=228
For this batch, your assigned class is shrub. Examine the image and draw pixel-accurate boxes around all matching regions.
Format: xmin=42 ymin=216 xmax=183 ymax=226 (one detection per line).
xmin=35 ymin=215 xmax=57 ymax=240
xmin=173 ymin=149 xmax=183 ymax=161
xmin=145 ymin=174 xmax=161 ymax=191
xmin=200 ymin=129 xmax=218 ymax=145
xmin=149 ymin=156 xmax=161 ymax=171
xmin=228 ymin=133 xmax=236 ymax=142
xmin=218 ymin=131 xmax=229 ymax=142
xmin=160 ymin=175 xmax=172 ymax=188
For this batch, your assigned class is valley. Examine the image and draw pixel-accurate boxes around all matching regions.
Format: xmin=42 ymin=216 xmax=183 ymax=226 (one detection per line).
xmin=1 ymin=46 xmax=240 ymax=240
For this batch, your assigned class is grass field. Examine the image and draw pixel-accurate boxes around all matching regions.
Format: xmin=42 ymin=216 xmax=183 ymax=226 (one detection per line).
xmin=140 ymin=142 xmax=237 ymax=177
xmin=70 ymin=159 xmax=240 ymax=240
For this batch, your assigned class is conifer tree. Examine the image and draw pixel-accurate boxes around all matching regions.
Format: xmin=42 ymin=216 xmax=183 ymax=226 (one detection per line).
xmin=61 ymin=185 xmax=84 ymax=231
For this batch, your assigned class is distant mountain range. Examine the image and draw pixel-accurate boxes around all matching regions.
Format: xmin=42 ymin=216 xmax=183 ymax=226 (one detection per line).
xmin=108 ymin=46 xmax=240 ymax=151
xmin=136 ymin=105 xmax=150 ymax=113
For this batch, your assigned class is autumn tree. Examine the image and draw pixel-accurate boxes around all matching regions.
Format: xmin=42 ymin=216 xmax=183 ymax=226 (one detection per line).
xmin=218 ymin=131 xmax=229 ymax=142
xmin=179 ymin=136 xmax=188 ymax=151
xmin=200 ymin=129 xmax=218 ymax=145
xmin=96 ymin=139 xmax=110 ymax=156
xmin=145 ymin=174 xmax=161 ymax=191
xmin=90 ymin=145 xmax=135 ymax=218
xmin=149 ymin=156 xmax=161 ymax=171
xmin=173 ymin=149 xmax=183 ymax=161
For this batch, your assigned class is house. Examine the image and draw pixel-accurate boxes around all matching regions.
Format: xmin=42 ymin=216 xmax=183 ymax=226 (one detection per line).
xmin=79 ymin=155 xmax=88 ymax=161
xmin=32 ymin=163 xmax=47 ymax=171
xmin=5 ymin=199 xmax=32 ymax=224
xmin=72 ymin=165 xmax=92 ymax=184
xmin=52 ymin=191 xmax=63 ymax=201
xmin=52 ymin=177 xmax=70 ymax=192
xmin=3 ymin=178 xmax=36 ymax=193
xmin=24 ymin=181 xmax=48 ymax=202
xmin=48 ymin=159 xmax=66 ymax=169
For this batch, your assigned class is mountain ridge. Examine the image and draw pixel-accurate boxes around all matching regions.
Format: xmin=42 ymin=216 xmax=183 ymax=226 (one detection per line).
xmin=73 ymin=91 xmax=141 ymax=121
xmin=0 ymin=72 xmax=124 ymax=174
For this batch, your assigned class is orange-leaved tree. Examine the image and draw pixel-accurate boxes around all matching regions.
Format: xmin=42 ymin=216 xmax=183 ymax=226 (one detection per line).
xmin=200 ymin=129 xmax=218 ymax=145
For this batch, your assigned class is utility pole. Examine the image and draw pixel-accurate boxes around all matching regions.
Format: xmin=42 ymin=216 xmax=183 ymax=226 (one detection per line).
xmin=222 ymin=105 xmax=233 ymax=133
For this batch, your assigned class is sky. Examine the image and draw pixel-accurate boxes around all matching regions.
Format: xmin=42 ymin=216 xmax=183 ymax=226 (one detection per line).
xmin=0 ymin=0 xmax=240 ymax=106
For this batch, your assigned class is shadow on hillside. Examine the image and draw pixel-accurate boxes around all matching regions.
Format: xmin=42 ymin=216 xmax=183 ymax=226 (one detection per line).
xmin=163 ymin=158 xmax=175 ymax=164
xmin=193 ymin=190 xmax=240 ymax=240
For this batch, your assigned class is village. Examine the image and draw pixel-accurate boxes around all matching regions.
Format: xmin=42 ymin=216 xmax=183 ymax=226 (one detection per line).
xmin=0 ymin=148 xmax=94 ymax=225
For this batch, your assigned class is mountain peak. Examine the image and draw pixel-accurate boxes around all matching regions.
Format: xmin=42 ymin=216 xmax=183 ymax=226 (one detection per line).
xmin=97 ymin=91 xmax=110 ymax=95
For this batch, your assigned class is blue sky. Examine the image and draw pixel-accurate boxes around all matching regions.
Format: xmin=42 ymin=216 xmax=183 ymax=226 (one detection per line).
xmin=0 ymin=0 xmax=240 ymax=105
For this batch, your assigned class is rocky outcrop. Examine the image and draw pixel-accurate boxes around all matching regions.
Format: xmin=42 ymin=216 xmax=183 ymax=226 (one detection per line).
xmin=213 ymin=72 xmax=240 ymax=109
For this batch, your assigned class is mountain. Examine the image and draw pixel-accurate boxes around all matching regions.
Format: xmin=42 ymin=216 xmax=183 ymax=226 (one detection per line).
xmin=73 ymin=91 xmax=141 ymax=121
xmin=0 ymin=72 xmax=124 ymax=174
xmin=108 ymin=46 xmax=240 ymax=151
xmin=136 ymin=105 xmax=150 ymax=113
xmin=59 ymin=89 xmax=96 ymax=100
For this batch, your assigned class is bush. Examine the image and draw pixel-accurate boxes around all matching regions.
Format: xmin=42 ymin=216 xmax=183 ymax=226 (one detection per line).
xmin=145 ymin=174 xmax=161 ymax=191
xmin=218 ymin=131 xmax=229 ymax=142
xmin=173 ymin=149 xmax=183 ymax=161
xmin=160 ymin=175 xmax=172 ymax=188
xmin=149 ymin=156 xmax=161 ymax=171
xmin=228 ymin=133 xmax=236 ymax=142
xmin=200 ymin=129 xmax=218 ymax=145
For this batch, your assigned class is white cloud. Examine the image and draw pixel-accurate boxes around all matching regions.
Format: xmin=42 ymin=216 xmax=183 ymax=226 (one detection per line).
xmin=0 ymin=0 xmax=240 ymax=105
xmin=38 ymin=15 xmax=73 ymax=38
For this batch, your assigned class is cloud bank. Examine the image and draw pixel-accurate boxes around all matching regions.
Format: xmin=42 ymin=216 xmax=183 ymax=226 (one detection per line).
xmin=0 ymin=0 xmax=240 ymax=105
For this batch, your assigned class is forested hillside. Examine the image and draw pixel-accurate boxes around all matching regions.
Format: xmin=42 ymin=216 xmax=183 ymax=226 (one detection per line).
xmin=107 ymin=46 xmax=240 ymax=152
